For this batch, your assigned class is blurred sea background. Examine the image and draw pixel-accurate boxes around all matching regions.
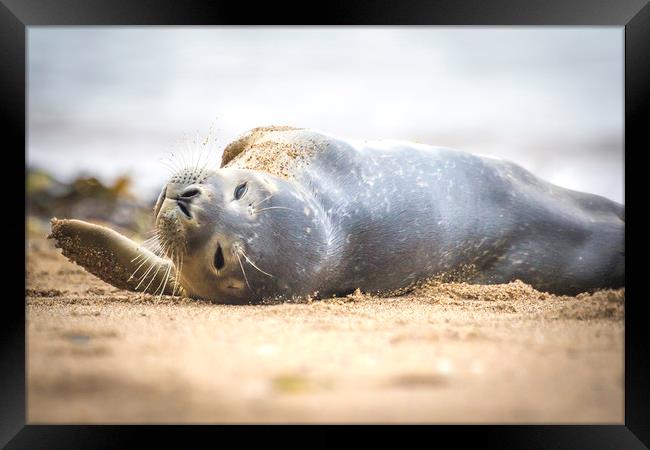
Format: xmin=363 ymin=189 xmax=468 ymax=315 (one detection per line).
xmin=27 ymin=27 xmax=624 ymax=238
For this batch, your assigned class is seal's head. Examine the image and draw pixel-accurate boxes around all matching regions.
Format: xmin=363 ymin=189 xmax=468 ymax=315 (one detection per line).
xmin=153 ymin=167 xmax=329 ymax=303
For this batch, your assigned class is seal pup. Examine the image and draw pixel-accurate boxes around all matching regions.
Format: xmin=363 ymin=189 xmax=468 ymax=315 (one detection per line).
xmin=49 ymin=126 xmax=625 ymax=302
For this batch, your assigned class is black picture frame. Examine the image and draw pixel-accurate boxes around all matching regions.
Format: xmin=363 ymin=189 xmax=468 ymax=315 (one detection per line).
xmin=4 ymin=0 xmax=647 ymax=448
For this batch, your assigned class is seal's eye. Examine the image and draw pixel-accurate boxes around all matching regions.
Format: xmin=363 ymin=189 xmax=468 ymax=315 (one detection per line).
xmin=234 ymin=182 xmax=247 ymax=200
xmin=214 ymin=244 xmax=225 ymax=271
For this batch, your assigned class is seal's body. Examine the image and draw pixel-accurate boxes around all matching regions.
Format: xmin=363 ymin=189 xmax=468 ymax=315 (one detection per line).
xmin=50 ymin=126 xmax=624 ymax=302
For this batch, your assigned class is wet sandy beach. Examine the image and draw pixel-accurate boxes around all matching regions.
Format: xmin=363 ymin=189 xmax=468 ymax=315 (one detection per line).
xmin=26 ymin=237 xmax=624 ymax=423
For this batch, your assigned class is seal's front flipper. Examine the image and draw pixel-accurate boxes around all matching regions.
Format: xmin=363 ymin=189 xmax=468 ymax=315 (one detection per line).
xmin=48 ymin=218 xmax=181 ymax=296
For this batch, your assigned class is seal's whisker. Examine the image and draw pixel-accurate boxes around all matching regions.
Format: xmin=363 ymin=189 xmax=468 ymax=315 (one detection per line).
xmin=160 ymin=153 xmax=175 ymax=169
xmin=177 ymin=144 xmax=190 ymax=175
xmin=143 ymin=242 xmax=164 ymax=259
xmin=238 ymin=248 xmax=274 ymax=278
xmin=133 ymin=258 xmax=156 ymax=289
xmin=168 ymin=152 xmax=183 ymax=173
xmin=130 ymin=251 xmax=147 ymax=264
xmin=129 ymin=252 xmax=154 ymax=281
xmin=169 ymin=151 xmax=184 ymax=170
xmin=130 ymin=251 xmax=153 ymax=265
xmin=174 ymin=253 xmax=184 ymax=296
xmin=171 ymin=253 xmax=181 ymax=297
xmin=149 ymin=234 xmax=171 ymax=259
xmin=188 ymin=136 xmax=199 ymax=177
xmin=142 ymin=232 xmax=160 ymax=242
xmin=197 ymin=144 xmax=214 ymax=178
xmin=159 ymin=154 xmax=176 ymax=167
xmin=195 ymin=138 xmax=212 ymax=180
xmin=255 ymin=206 xmax=298 ymax=213
xmin=252 ymin=194 xmax=275 ymax=208
xmin=142 ymin=235 xmax=161 ymax=250
xmin=196 ymin=141 xmax=206 ymax=165
xmin=156 ymin=267 xmax=168 ymax=297
xmin=142 ymin=233 xmax=161 ymax=246
xmin=149 ymin=241 xmax=163 ymax=257
xmin=187 ymin=144 xmax=195 ymax=178
xmin=159 ymin=248 xmax=174 ymax=297
xmin=142 ymin=233 xmax=159 ymax=242
xmin=159 ymin=160 xmax=178 ymax=174
xmin=144 ymin=228 xmax=161 ymax=237
xmin=134 ymin=241 xmax=168 ymax=291
xmin=169 ymin=253 xmax=176 ymax=297
xmin=156 ymin=257 xmax=173 ymax=298
xmin=235 ymin=252 xmax=253 ymax=292
xmin=146 ymin=241 xmax=163 ymax=253
xmin=136 ymin=250 xmax=160 ymax=282
xmin=197 ymin=153 xmax=212 ymax=181
xmin=142 ymin=243 xmax=169 ymax=294
xmin=192 ymin=150 xmax=203 ymax=180
xmin=180 ymin=148 xmax=190 ymax=174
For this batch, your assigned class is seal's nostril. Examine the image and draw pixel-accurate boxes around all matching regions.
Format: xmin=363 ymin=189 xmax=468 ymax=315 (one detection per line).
xmin=177 ymin=201 xmax=191 ymax=218
xmin=179 ymin=188 xmax=200 ymax=199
